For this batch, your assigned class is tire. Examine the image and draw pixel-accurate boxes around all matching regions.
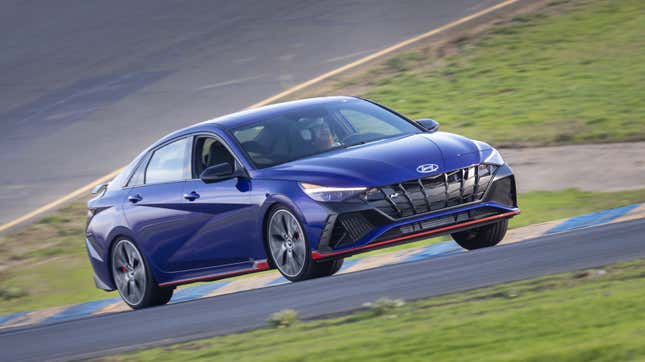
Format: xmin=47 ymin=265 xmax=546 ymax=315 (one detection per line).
xmin=451 ymin=219 xmax=508 ymax=250
xmin=311 ymin=258 xmax=344 ymax=278
xmin=266 ymin=206 xmax=344 ymax=282
xmin=111 ymin=238 xmax=174 ymax=309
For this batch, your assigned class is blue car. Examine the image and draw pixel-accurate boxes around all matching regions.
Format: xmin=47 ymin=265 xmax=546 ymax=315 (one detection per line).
xmin=86 ymin=96 xmax=519 ymax=309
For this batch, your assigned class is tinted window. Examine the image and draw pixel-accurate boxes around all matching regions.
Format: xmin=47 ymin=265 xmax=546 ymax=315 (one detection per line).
xmin=127 ymin=157 xmax=147 ymax=187
xmin=145 ymin=138 xmax=189 ymax=184
xmin=234 ymin=125 xmax=264 ymax=143
xmin=339 ymin=109 xmax=401 ymax=135
xmin=193 ymin=137 xmax=235 ymax=177
xmin=232 ymin=99 xmax=420 ymax=168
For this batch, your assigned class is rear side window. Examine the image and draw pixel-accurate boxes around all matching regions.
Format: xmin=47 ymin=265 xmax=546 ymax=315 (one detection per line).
xmin=127 ymin=158 xmax=147 ymax=187
xmin=145 ymin=138 xmax=190 ymax=184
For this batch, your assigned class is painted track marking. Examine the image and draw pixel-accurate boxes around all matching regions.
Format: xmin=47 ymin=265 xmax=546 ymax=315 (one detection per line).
xmin=0 ymin=169 xmax=122 ymax=233
xmin=0 ymin=0 xmax=520 ymax=232
xmin=1 ymin=203 xmax=642 ymax=331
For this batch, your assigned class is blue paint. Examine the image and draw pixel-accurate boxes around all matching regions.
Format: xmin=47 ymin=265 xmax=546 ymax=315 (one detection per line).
xmin=43 ymin=298 xmax=120 ymax=325
xmin=404 ymin=241 xmax=464 ymax=262
xmin=267 ymin=276 xmax=289 ymax=286
xmin=338 ymin=258 xmax=360 ymax=271
xmin=170 ymin=281 xmax=229 ymax=303
xmin=0 ymin=312 xmax=27 ymax=327
xmin=6 ymin=202 xmax=638 ymax=332
xmin=268 ymin=258 xmax=360 ymax=286
xmin=87 ymin=96 xmax=519 ymax=291
xmin=547 ymin=204 xmax=640 ymax=234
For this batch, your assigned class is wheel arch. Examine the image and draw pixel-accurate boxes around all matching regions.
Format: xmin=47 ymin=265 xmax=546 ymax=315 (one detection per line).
xmin=259 ymin=190 xmax=304 ymax=259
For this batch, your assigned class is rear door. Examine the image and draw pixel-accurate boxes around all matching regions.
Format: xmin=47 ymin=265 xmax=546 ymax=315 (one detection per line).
xmin=122 ymin=136 xmax=194 ymax=273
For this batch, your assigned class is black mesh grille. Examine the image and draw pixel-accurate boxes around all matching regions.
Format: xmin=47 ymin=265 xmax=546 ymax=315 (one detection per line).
xmin=366 ymin=164 xmax=497 ymax=219
xmin=485 ymin=176 xmax=516 ymax=207
xmin=330 ymin=213 xmax=374 ymax=249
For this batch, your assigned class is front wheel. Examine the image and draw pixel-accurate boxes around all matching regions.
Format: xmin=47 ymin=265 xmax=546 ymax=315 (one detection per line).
xmin=111 ymin=238 xmax=174 ymax=309
xmin=451 ymin=219 xmax=508 ymax=250
xmin=266 ymin=206 xmax=344 ymax=282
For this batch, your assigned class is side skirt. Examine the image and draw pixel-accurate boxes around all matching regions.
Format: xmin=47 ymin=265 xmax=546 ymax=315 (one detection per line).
xmin=158 ymin=260 xmax=270 ymax=287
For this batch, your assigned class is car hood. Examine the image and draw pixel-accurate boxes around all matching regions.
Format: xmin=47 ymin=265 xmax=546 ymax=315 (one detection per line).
xmin=252 ymin=132 xmax=490 ymax=187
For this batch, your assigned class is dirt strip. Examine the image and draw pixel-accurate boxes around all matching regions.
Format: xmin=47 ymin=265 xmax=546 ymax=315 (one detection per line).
xmin=502 ymin=142 xmax=645 ymax=192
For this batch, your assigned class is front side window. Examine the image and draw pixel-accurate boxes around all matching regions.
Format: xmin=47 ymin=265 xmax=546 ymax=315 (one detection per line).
xmin=231 ymin=99 xmax=421 ymax=168
xmin=192 ymin=136 xmax=235 ymax=178
xmin=145 ymin=137 xmax=189 ymax=184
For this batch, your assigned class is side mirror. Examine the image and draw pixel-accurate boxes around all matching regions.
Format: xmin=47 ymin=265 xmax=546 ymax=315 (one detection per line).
xmin=416 ymin=119 xmax=440 ymax=133
xmin=199 ymin=162 xmax=241 ymax=183
xmin=91 ymin=183 xmax=108 ymax=195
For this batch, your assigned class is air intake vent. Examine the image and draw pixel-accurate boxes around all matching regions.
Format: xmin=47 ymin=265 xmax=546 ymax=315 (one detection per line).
xmin=330 ymin=213 xmax=374 ymax=249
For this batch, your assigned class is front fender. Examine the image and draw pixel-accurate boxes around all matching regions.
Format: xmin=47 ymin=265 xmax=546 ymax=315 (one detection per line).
xmin=253 ymin=180 xmax=332 ymax=251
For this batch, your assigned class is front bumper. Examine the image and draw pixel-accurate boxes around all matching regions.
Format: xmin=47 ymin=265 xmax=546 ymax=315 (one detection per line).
xmin=312 ymin=164 xmax=519 ymax=260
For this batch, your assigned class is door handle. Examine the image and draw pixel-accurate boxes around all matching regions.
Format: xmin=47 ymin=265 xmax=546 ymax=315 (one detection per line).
xmin=128 ymin=194 xmax=143 ymax=203
xmin=183 ymin=191 xmax=200 ymax=201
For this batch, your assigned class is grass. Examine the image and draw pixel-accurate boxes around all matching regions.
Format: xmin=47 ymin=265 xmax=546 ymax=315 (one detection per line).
xmin=511 ymin=188 xmax=645 ymax=228
xmin=98 ymin=258 xmax=645 ymax=361
xmin=2 ymin=0 xmax=645 ymax=314
xmin=1 ymin=188 xmax=643 ymax=314
xmin=299 ymin=0 xmax=645 ymax=146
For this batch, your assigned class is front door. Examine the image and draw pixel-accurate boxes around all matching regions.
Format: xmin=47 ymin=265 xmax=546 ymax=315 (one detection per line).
xmin=179 ymin=136 xmax=255 ymax=269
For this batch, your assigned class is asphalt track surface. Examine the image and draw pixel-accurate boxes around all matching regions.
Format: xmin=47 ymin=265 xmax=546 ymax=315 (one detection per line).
xmin=1 ymin=219 xmax=643 ymax=361
xmin=0 ymin=0 xmax=507 ymax=226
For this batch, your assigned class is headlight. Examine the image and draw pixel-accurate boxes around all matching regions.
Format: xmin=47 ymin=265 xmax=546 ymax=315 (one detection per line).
xmin=483 ymin=148 xmax=505 ymax=166
xmin=299 ymin=183 xmax=367 ymax=202
xmin=474 ymin=140 xmax=505 ymax=166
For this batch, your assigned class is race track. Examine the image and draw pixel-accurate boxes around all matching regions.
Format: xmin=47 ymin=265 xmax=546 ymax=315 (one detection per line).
xmin=0 ymin=0 xmax=507 ymax=226
xmin=3 ymin=2 xmax=643 ymax=361
xmin=1 ymin=219 xmax=643 ymax=362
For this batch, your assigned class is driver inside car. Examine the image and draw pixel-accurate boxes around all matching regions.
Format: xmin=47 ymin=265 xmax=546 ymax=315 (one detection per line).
xmin=299 ymin=118 xmax=338 ymax=152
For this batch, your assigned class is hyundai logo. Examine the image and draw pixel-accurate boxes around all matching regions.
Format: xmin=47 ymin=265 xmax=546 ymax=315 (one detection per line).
xmin=416 ymin=163 xmax=439 ymax=174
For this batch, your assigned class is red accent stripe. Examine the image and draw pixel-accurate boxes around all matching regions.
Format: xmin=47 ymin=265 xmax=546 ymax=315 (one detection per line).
xmin=254 ymin=260 xmax=270 ymax=270
xmin=158 ymin=259 xmax=270 ymax=287
xmin=312 ymin=211 xmax=519 ymax=259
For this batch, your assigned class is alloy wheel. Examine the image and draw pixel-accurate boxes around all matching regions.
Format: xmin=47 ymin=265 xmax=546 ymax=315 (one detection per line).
xmin=268 ymin=209 xmax=307 ymax=277
xmin=112 ymin=239 xmax=147 ymax=306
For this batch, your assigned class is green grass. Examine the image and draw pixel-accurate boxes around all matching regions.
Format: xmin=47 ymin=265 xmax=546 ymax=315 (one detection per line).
xmin=1 ymin=188 xmax=643 ymax=314
xmin=511 ymin=188 xmax=645 ymax=228
xmin=2 ymin=0 xmax=645 ymax=314
xmin=99 ymin=258 xmax=645 ymax=362
xmin=306 ymin=0 xmax=645 ymax=146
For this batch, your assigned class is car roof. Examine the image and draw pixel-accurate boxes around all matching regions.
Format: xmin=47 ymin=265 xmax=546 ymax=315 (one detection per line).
xmin=197 ymin=96 xmax=359 ymax=129
xmin=152 ymin=96 xmax=361 ymax=147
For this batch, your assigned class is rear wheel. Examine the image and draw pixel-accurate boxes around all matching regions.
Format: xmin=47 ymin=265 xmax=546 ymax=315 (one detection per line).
xmin=111 ymin=238 xmax=173 ymax=309
xmin=266 ymin=206 xmax=344 ymax=281
xmin=451 ymin=219 xmax=508 ymax=250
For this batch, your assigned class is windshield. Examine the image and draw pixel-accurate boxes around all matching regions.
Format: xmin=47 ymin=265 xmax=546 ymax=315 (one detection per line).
xmin=231 ymin=99 xmax=421 ymax=168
